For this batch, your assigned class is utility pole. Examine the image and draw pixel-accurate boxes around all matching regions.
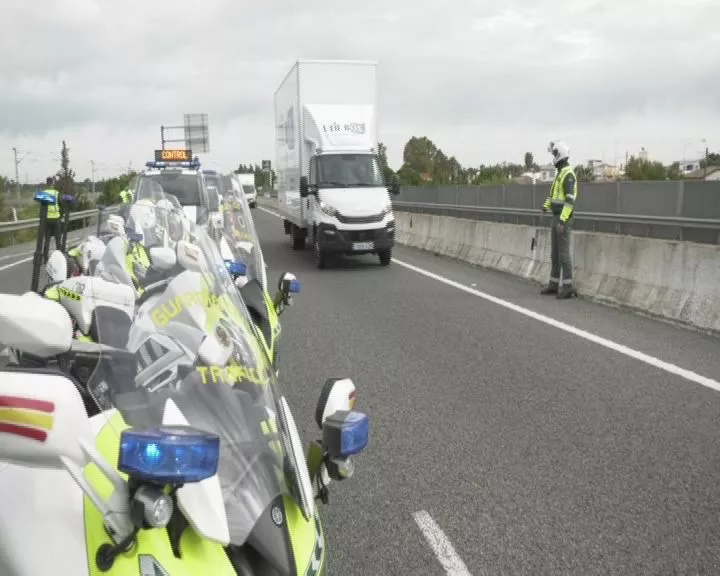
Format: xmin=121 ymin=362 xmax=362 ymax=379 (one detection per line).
xmin=12 ymin=147 xmax=25 ymax=207
xmin=705 ymin=146 xmax=709 ymax=179
xmin=90 ymin=160 xmax=96 ymax=197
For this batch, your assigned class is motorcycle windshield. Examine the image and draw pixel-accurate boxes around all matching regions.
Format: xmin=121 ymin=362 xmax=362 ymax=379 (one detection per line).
xmin=222 ymin=186 xmax=267 ymax=292
xmin=86 ymin=197 xmax=299 ymax=546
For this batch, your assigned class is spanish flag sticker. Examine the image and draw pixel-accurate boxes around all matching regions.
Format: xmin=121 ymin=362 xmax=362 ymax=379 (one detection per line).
xmin=0 ymin=395 xmax=55 ymax=442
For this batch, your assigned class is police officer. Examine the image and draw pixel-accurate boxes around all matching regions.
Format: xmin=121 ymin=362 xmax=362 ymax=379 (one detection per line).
xmin=119 ymin=188 xmax=133 ymax=203
xmin=540 ymin=140 xmax=578 ymax=299
xmin=41 ymin=176 xmax=62 ymax=264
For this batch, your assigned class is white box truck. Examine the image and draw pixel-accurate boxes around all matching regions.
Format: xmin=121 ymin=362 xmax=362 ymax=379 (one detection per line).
xmin=235 ymin=173 xmax=257 ymax=208
xmin=274 ymin=59 xmax=400 ymax=268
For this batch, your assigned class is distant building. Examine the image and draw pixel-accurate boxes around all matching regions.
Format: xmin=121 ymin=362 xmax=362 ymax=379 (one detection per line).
xmin=519 ymin=164 xmax=556 ymax=184
xmin=676 ymin=159 xmax=703 ymax=175
xmin=684 ymin=166 xmax=720 ymax=181
xmin=587 ymin=159 xmax=620 ymax=181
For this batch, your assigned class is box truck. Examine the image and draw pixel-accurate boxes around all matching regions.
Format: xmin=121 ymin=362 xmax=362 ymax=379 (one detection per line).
xmin=274 ymin=59 xmax=400 ymax=269
xmin=235 ymin=173 xmax=258 ymax=208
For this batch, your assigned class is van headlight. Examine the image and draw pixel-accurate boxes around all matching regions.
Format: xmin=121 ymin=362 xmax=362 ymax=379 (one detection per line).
xmin=319 ymin=201 xmax=338 ymax=218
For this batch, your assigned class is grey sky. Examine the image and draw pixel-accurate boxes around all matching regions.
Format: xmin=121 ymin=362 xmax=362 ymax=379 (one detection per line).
xmin=0 ymin=0 xmax=718 ymax=181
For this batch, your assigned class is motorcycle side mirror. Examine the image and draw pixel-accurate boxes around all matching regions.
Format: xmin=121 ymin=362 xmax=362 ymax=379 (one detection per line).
xmin=46 ymin=250 xmax=69 ymax=283
xmin=225 ymin=260 xmax=247 ymax=277
xmin=314 ymin=377 xmax=357 ymax=429
xmin=299 ymin=176 xmax=309 ymax=198
xmin=274 ymin=271 xmax=300 ymax=314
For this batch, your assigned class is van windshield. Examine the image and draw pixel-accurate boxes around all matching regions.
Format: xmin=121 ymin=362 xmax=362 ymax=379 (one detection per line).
xmin=316 ymin=154 xmax=384 ymax=188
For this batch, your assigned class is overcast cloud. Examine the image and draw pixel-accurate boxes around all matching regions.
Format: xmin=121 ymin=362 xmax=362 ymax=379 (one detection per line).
xmin=0 ymin=0 xmax=718 ymax=181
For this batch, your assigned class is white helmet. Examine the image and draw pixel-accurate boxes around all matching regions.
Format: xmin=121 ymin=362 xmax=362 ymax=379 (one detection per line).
xmin=548 ymin=140 xmax=570 ymax=164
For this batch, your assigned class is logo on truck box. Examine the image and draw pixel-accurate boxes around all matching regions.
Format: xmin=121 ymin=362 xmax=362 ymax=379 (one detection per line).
xmin=322 ymin=121 xmax=366 ymax=135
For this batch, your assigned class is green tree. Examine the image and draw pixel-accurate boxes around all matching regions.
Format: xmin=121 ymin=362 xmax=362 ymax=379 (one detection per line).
xmin=524 ymin=152 xmax=534 ymax=171
xmin=700 ymin=151 xmax=720 ymax=168
xmin=401 ymin=136 xmax=437 ymax=177
xmin=666 ymin=162 xmax=682 ymax=180
xmin=377 ymin=142 xmax=395 ymax=184
xmin=624 ymin=156 xmax=667 ymax=180
xmin=574 ymin=165 xmax=595 ymax=182
xmin=55 ymin=140 xmax=90 ymax=209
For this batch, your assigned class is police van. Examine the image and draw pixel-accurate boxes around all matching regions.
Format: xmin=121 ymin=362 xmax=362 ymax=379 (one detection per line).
xmin=134 ymin=150 xmax=211 ymax=225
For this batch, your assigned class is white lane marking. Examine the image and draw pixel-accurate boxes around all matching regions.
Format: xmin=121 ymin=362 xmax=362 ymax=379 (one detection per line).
xmin=0 ymin=256 xmax=33 ymax=271
xmin=413 ymin=511 xmax=473 ymax=576
xmin=393 ymin=258 xmax=720 ymax=392
xmin=256 ymin=204 xmax=720 ymax=391
xmin=0 ymin=250 xmax=32 ymax=262
xmin=257 ymin=206 xmax=280 ymax=218
xmin=0 ymin=234 xmax=84 ymax=273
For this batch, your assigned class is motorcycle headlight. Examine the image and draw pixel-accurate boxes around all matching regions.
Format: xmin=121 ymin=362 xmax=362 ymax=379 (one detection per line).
xmin=319 ymin=201 xmax=338 ymax=218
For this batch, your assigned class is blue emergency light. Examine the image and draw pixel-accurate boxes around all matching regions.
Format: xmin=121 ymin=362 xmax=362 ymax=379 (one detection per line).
xmin=321 ymin=411 xmax=369 ymax=459
xmin=34 ymin=190 xmax=55 ymax=205
xmin=288 ymin=279 xmax=301 ymax=294
xmin=225 ymin=260 xmax=247 ymax=276
xmin=145 ymin=160 xmax=201 ymax=170
xmin=118 ymin=426 xmax=220 ymax=484
xmin=61 ymin=194 xmax=76 ymax=203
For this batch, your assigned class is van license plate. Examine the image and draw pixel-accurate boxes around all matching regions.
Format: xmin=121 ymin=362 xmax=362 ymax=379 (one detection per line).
xmin=352 ymin=242 xmax=374 ymax=251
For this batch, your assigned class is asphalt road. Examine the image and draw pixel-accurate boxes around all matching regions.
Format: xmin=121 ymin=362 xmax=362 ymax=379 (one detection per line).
xmin=252 ymin=206 xmax=720 ymax=576
xmin=2 ymin=213 xmax=720 ymax=574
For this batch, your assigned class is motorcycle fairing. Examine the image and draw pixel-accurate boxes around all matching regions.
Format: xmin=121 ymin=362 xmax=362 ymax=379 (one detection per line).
xmin=82 ymin=410 xmax=237 ymax=575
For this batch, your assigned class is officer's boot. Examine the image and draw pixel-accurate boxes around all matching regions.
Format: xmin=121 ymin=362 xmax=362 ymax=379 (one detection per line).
xmin=557 ymin=285 xmax=578 ymax=299
xmin=540 ymin=282 xmax=559 ymax=295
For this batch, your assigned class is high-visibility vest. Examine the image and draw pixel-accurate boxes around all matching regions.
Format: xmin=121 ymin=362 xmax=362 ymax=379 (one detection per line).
xmin=543 ymin=166 xmax=578 ymax=222
xmin=120 ymin=190 xmax=132 ymax=204
xmin=44 ymin=188 xmax=61 ymax=220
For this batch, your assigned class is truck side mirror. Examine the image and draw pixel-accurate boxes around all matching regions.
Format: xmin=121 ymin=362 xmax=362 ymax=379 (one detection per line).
xmin=299 ymin=176 xmax=309 ymax=198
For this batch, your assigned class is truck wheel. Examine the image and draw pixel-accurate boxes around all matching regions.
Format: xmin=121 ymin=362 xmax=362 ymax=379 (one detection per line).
xmin=378 ymin=249 xmax=392 ymax=266
xmin=314 ymin=236 xmax=327 ymax=269
xmin=292 ymin=236 xmax=305 ymax=250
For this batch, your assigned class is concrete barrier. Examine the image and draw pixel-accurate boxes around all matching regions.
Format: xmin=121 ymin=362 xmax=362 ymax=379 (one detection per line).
xmin=395 ymin=212 xmax=720 ymax=333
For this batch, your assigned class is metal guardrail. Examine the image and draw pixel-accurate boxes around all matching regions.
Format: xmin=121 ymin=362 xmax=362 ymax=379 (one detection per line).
xmin=393 ymin=201 xmax=720 ymax=229
xmin=392 ymin=200 xmax=720 ymax=245
xmin=0 ymin=206 xmax=120 ymax=234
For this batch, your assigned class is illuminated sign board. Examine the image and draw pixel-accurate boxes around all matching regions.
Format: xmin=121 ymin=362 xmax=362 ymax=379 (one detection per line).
xmin=154 ymin=149 xmax=192 ymax=162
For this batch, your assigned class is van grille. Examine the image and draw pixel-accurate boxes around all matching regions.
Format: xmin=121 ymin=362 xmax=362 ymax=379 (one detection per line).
xmin=335 ymin=212 xmax=385 ymax=224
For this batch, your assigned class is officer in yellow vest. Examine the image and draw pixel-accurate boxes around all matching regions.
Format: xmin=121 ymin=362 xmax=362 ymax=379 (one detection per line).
xmin=42 ymin=176 xmax=62 ymax=264
xmin=541 ymin=141 xmax=578 ymax=299
xmin=119 ymin=189 xmax=133 ymax=203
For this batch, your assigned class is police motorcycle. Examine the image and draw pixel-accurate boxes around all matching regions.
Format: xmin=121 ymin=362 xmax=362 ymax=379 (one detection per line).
xmin=62 ymin=212 xmax=128 ymax=277
xmin=0 ymin=207 xmax=370 ymax=575
xmin=35 ymin=189 xmax=188 ymax=346
xmin=218 ymin=185 xmax=299 ymax=377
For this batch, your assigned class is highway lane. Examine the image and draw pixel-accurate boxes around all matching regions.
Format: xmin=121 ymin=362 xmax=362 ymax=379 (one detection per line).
xmin=253 ymin=206 xmax=720 ymax=575
xmin=0 ymin=231 xmax=90 ymax=293
xmin=0 ymin=215 xmax=718 ymax=574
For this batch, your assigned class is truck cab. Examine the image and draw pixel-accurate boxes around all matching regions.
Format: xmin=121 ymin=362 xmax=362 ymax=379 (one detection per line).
xmin=299 ymin=144 xmax=399 ymax=267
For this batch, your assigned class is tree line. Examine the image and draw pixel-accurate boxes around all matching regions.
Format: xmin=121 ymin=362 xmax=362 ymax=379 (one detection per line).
xmin=378 ymin=136 xmax=720 ymax=186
